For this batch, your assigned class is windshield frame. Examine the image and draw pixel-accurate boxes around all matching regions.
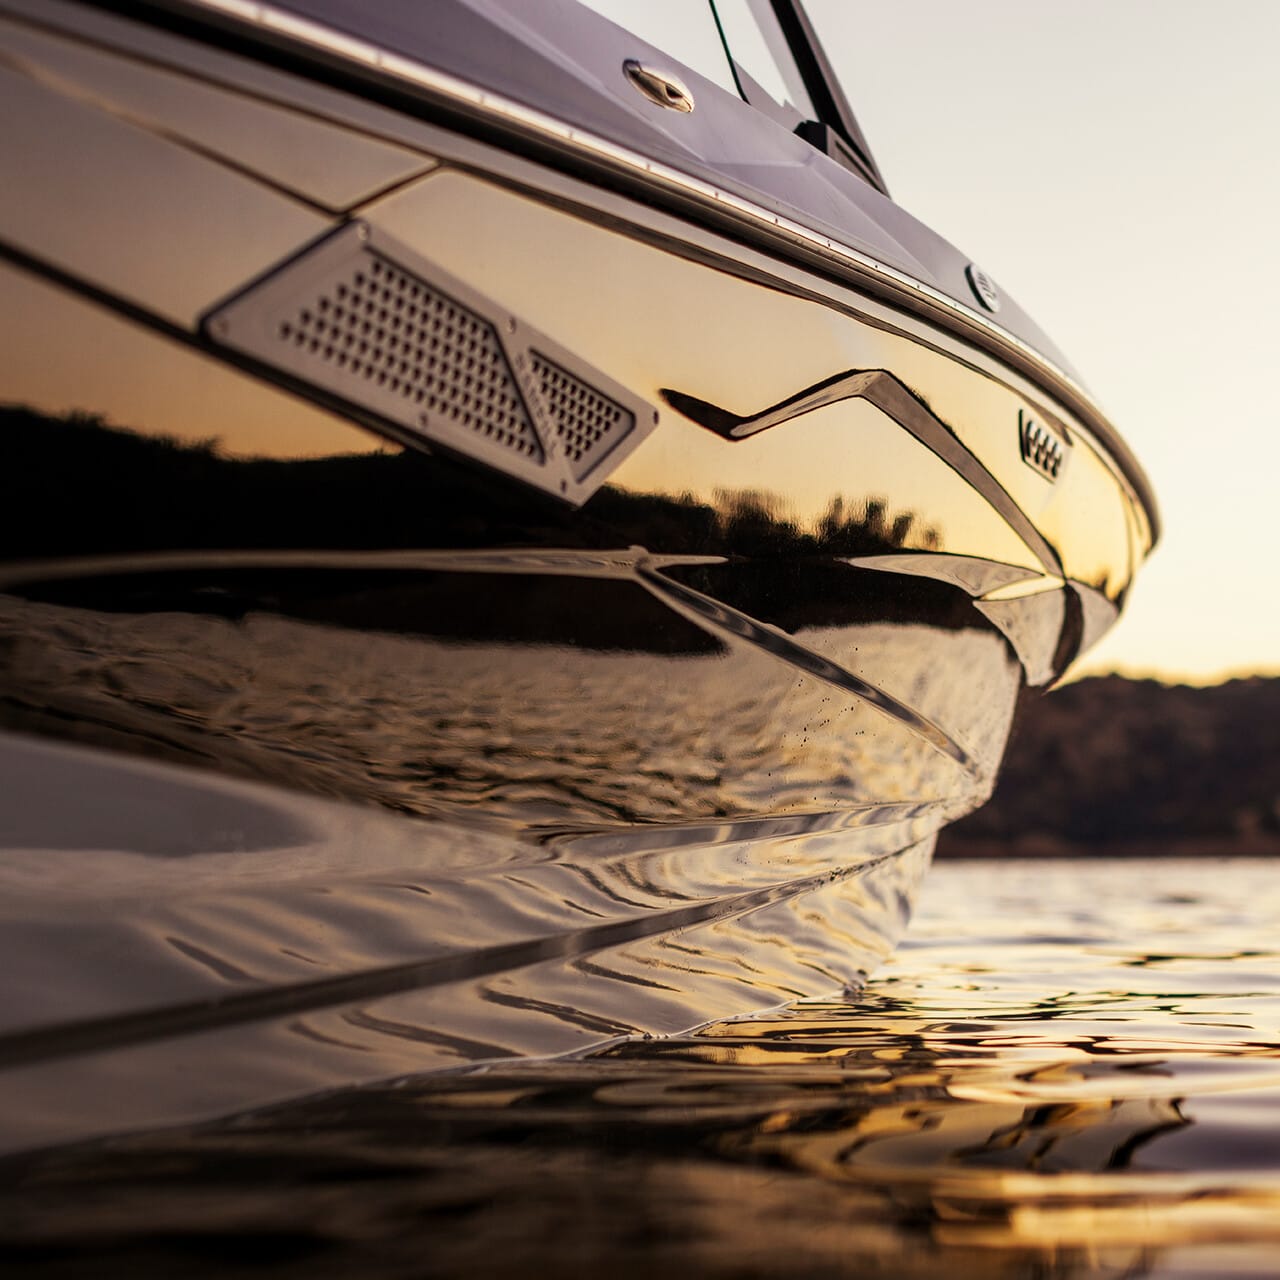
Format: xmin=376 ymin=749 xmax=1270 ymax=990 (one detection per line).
xmin=766 ymin=1 xmax=887 ymax=193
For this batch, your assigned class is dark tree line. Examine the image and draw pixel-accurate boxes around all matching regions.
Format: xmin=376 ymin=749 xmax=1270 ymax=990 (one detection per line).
xmin=942 ymin=675 xmax=1280 ymax=856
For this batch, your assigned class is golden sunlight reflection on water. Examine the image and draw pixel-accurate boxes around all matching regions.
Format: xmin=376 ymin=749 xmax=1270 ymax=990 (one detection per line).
xmin=3 ymin=857 xmax=1278 ymax=1278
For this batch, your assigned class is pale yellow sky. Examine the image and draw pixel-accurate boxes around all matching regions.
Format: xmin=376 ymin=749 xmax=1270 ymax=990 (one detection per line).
xmin=810 ymin=1 xmax=1280 ymax=685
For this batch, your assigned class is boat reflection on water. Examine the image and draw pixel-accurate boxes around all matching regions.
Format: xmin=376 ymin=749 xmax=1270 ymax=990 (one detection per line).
xmin=7 ymin=857 xmax=1280 ymax=1280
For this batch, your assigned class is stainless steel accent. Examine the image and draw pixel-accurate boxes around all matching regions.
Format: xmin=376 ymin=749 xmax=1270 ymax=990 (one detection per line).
xmin=204 ymin=221 xmax=653 ymax=503
xmin=1018 ymin=408 xmax=1067 ymax=482
xmin=664 ymin=369 xmax=1062 ymax=576
xmin=966 ymin=263 xmax=1000 ymax=313
xmin=622 ymin=59 xmax=694 ymax=112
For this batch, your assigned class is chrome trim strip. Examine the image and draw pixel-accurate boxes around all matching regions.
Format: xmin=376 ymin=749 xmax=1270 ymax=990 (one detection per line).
xmin=0 ymin=547 xmax=722 ymax=590
xmin=141 ymin=0 xmax=1158 ymax=543
xmin=166 ymin=6 xmax=1080 ymax=378
xmin=636 ymin=565 xmax=977 ymax=773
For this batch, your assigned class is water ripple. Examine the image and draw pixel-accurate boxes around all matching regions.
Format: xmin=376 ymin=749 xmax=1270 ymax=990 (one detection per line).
xmin=3 ymin=857 xmax=1279 ymax=1278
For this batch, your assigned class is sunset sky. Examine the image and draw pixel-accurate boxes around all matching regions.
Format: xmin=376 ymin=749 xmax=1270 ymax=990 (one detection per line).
xmin=811 ymin=1 xmax=1280 ymax=685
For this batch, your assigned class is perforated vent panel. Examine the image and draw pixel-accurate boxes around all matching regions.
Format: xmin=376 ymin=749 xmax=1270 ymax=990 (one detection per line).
xmin=530 ymin=352 xmax=635 ymax=479
xmin=205 ymin=222 xmax=655 ymax=503
xmin=279 ymin=254 xmax=542 ymax=460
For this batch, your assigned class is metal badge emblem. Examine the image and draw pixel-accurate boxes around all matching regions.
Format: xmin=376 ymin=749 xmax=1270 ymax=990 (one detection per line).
xmin=966 ymin=263 xmax=1000 ymax=312
xmin=1018 ymin=409 xmax=1067 ymax=482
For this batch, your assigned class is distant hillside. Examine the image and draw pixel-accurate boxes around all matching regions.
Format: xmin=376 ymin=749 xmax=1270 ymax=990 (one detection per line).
xmin=939 ymin=676 xmax=1280 ymax=856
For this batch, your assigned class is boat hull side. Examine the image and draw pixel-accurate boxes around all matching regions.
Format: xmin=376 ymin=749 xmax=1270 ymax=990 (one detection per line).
xmin=0 ymin=730 xmax=934 ymax=1155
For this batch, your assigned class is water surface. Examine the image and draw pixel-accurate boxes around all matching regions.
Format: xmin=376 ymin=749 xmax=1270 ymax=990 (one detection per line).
xmin=3 ymin=856 xmax=1278 ymax=1278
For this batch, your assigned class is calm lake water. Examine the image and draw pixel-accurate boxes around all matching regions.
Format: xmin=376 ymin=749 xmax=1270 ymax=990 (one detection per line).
xmin=3 ymin=856 xmax=1279 ymax=1278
